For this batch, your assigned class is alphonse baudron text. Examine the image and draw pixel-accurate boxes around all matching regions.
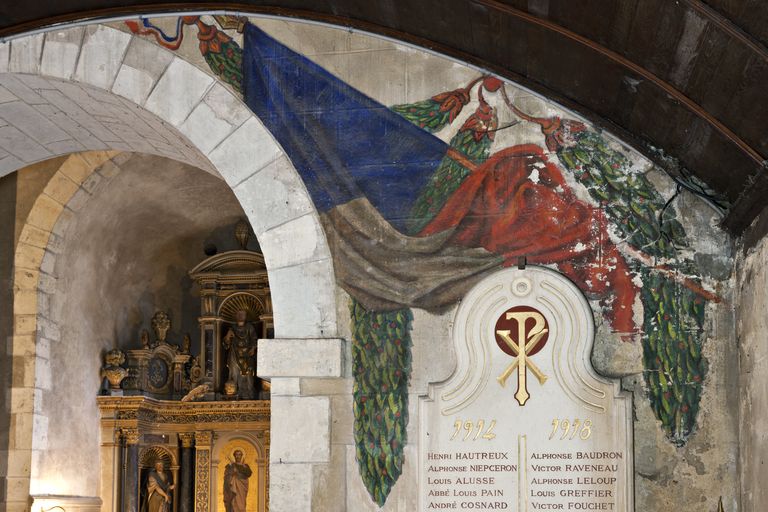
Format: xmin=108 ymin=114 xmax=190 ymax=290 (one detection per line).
xmin=425 ymin=450 xmax=623 ymax=510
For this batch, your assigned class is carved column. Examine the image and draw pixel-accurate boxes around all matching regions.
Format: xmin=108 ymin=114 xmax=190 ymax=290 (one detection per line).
xmin=173 ymin=354 xmax=191 ymax=394
xmin=194 ymin=431 xmax=213 ymax=512
xmin=197 ymin=286 xmax=218 ymax=396
xmin=122 ymin=428 xmax=140 ymax=512
xmin=265 ymin=430 xmax=270 ymax=512
xmin=213 ymin=319 xmax=223 ymax=392
xmin=125 ymin=349 xmax=151 ymax=391
xmin=178 ymin=433 xmax=195 ymax=512
xmin=99 ymin=420 xmax=123 ymax=512
xmin=171 ymin=464 xmax=180 ymax=512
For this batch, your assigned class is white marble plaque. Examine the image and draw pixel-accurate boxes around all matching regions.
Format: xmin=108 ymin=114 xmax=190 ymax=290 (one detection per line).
xmin=420 ymin=266 xmax=633 ymax=511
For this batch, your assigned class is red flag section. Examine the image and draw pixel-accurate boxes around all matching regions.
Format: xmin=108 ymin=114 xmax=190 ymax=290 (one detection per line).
xmin=420 ymin=144 xmax=638 ymax=338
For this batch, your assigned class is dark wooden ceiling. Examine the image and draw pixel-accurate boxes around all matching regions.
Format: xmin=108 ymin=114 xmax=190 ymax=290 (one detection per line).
xmin=1 ymin=0 xmax=766 ymax=240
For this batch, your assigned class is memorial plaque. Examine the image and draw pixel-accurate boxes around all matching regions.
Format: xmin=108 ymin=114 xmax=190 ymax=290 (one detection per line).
xmin=420 ymin=266 xmax=633 ymax=511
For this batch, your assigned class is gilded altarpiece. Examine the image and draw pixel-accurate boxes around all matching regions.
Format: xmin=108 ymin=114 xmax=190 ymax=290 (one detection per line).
xmin=189 ymin=250 xmax=273 ymax=398
xmin=99 ymin=397 xmax=269 ymax=512
xmin=98 ymin=237 xmax=271 ymax=512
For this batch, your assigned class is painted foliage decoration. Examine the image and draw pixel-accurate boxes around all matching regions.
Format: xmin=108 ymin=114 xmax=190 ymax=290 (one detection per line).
xmin=129 ymin=16 xmax=721 ymax=506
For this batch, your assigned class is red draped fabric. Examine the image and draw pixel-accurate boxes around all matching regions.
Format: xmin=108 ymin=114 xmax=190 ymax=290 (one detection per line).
xmin=420 ymin=144 xmax=638 ymax=337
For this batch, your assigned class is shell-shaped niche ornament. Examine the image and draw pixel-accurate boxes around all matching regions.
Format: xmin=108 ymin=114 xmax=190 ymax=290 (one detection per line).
xmin=219 ymin=293 xmax=264 ymax=324
xmin=235 ymin=218 xmax=251 ymax=250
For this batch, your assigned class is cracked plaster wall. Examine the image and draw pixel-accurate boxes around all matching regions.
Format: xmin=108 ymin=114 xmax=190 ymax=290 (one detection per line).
xmin=737 ymin=231 xmax=768 ymax=512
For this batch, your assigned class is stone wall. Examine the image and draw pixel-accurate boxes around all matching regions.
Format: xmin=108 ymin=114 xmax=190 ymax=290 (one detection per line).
xmin=0 ymin=172 xmax=16 ymax=502
xmin=737 ymin=230 xmax=768 ymax=512
xmin=12 ymin=158 xmax=67 ymax=246
xmin=239 ymin=18 xmax=739 ymax=512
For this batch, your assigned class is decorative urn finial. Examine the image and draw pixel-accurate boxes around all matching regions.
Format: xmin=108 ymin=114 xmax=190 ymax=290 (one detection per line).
xmin=101 ymin=349 xmax=128 ymax=391
xmin=235 ymin=219 xmax=250 ymax=250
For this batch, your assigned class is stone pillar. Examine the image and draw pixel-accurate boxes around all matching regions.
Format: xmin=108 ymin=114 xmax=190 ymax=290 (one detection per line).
xmin=99 ymin=424 xmax=123 ymax=512
xmin=194 ymin=431 xmax=213 ymax=512
xmin=264 ymin=431 xmax=271 ymax=512
xmin=257 ymin=338 xmax=345 ymax=511
xmin=122 ymin=428 xmax=140 ymax=512
xmin=178 ymin=432 xmax=195 ymax=512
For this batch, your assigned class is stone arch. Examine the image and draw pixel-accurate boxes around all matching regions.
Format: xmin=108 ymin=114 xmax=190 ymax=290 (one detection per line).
xmin=3 ymin=24 xmax=337 ymax=340
xmin=4 ymin=21 xmax=338 ymax=510
xmin=9 ymin=150 xmax=121 ymax=503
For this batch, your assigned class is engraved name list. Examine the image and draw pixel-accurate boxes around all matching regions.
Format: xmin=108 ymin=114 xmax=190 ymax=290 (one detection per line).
xmin=419 ymin=267 xmax=634 ymax=511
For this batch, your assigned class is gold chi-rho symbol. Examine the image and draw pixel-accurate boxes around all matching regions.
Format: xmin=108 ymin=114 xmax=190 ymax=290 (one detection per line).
xmin=495 ymin=308 xmax=549 ymax=406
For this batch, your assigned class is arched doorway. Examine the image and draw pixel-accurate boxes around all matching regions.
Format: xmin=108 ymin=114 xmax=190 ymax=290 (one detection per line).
xmin=2 ymin=21 xmax=340 ymax=512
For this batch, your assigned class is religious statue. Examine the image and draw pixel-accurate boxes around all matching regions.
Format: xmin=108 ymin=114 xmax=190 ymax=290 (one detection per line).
xmin=181 ymin=333 xmax=191 ymax=354
xmin=223 ymin=450 xmax=252 ymax=512
xmin=140 ymin=329 xmax=150 ymax=349
xmin=222 ymin=310 xmax=258 ymax=399
xmin=141 ymin=461 xmax=174 ymax=512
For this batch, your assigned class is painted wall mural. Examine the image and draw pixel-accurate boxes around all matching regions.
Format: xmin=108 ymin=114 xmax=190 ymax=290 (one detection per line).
xmin=129 ymin=16 xmax=723 ymax=507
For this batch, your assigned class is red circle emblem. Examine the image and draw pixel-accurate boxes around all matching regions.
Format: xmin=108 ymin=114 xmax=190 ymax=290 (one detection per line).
xmin=494 ymin=305 xmax=549 ymax=357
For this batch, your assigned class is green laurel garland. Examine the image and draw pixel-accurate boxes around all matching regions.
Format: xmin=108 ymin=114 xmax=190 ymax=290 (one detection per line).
xmin=350 ymin=303 xmax=413 ymax=506
xmin=201 ymin=39 xmax=243 ymax=94
xmin=557 ymin=129 xmax=708 ymax=443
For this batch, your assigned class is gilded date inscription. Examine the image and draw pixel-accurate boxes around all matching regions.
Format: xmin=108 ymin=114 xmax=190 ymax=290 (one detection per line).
xmin=450 ymin=419 xmax=498 ymax=441
xmin=548 ymin=418 xmax=593 ymax=440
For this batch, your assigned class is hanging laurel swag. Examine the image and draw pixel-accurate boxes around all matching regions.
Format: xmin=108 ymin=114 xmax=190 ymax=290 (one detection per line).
xmin=350 ymin=302 xmax=412 ymax=506
xmin=503 ymin=95 xmax=714 ymax=444
xmin=401 ymin=81 xmax=499 ymax=235
xmin=346 ymin=77 xmax=503 ymax=505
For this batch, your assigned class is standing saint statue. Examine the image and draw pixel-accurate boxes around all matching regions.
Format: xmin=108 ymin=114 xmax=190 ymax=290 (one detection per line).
xmin=223 ymin=310 xmax=258 ymax=399
xmin=141 ymin=461 xmax=174 ymax=512
xmin=223 ymin=450 xmax=253 ymax=512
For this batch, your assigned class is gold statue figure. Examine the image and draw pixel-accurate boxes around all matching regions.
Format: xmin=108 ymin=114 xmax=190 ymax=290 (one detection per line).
xmin=223 ymin=449 xmax=253 ymax=512
xmin=181 ymin=333 xmax=191 ymax=354
xmin=140 ymin=329 xmax=150 ymax=349
xmin=141 ymin=460 xmax=174 ymax=512
xmin=223 ymin=310 xmax=258 ymax=399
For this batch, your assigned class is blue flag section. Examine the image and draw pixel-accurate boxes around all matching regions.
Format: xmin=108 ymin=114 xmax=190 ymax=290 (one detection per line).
xmin=242 ymin=23 xmax=449 ymax=233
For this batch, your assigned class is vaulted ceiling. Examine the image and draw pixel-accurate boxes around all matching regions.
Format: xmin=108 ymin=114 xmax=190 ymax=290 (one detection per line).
xmin=1 ymin=0 xmax=766 ymax=240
